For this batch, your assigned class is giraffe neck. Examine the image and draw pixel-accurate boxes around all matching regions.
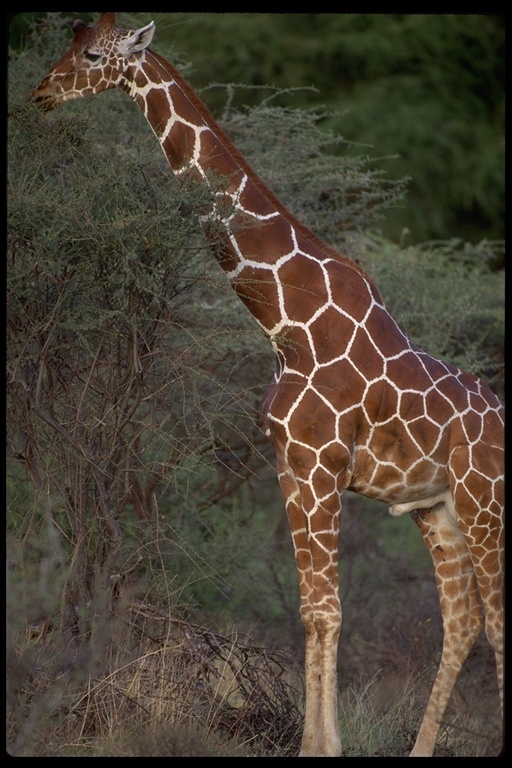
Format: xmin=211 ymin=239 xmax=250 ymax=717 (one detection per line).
xmin=119 ymin=48 xmax=373 ymax=340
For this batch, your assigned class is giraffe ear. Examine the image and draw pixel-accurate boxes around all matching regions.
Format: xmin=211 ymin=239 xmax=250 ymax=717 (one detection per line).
xmin=119 ymin=21 xmax=155 ymax=56
xmin=72 ymin=20 xmax=90 ymax=43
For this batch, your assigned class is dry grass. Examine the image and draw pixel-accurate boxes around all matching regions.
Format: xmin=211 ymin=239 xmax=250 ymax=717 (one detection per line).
xmin=338 ymin=668 xmax=502 ymax=757
xmin=7 ymin=578 xmax=502 ymax=757
xmin=7 ymin=598 xmax=303 ymax=757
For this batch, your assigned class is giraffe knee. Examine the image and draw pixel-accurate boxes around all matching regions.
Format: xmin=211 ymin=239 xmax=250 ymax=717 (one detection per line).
xmin=312 ymin=613 xmax=341 ymax=642
xmin=301 ymin=607 xmax=340 ymax=639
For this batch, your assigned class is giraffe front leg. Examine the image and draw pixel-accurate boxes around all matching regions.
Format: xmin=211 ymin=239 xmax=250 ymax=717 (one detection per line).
xmin=300 ymin=611 xmax=323 ymax=755
xmin=281 ymin=468 xmax=343 ymax=757
xmin=299 ymin=605 xmax=342 ymax=757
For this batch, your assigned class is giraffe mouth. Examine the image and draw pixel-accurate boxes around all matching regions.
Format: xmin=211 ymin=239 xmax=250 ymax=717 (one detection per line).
xmin=31 ymin=79 xmax=60 ymax=110
xmin=31 ymin=92 xmax=57 ymax=111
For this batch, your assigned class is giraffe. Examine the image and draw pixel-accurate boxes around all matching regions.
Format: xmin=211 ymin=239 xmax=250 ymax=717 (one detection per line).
xmin=31 ymin=13 xmax=504 ymax=757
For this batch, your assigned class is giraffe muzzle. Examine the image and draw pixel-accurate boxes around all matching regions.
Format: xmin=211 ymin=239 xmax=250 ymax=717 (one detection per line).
xmin=31 ymin=75 xmax=60 ymax=110
xmin=31 ymin=92 xmax=56 ymax=111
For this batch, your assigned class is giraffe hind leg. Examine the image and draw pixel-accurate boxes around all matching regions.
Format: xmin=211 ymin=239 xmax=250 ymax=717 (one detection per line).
xmin=408 ymin=503 xmax=484 ymax=757
xmin=452 ymin=459 xmax=504 ymax=722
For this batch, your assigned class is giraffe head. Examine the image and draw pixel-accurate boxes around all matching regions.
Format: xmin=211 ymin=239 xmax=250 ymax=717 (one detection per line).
xmin=31 ymin=12 xmax=155 ymax=110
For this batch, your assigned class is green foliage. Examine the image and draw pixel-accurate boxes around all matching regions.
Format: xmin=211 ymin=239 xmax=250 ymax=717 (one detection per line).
xmin=221 ymin=97 xmax=408 ymax=241
xmin=354 ymin=235 xmax=504 ymax=395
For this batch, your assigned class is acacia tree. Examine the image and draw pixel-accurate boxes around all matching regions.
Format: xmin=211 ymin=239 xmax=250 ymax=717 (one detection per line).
xmin=8 ymin=99 xmax=264 ymax=629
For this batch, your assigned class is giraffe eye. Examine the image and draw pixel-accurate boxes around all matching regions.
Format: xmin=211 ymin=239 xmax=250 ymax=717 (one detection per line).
xmin=84 ymin=50 xmax=101 ymax=62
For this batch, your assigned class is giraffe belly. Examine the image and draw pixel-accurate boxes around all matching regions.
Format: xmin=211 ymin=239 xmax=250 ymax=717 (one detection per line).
xmin=348 ymin=443 xmax=449 ymax=507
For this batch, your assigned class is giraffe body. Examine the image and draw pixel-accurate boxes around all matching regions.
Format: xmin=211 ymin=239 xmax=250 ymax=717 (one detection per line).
xmin=31 ymin=14 xmax=504 ymax=757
